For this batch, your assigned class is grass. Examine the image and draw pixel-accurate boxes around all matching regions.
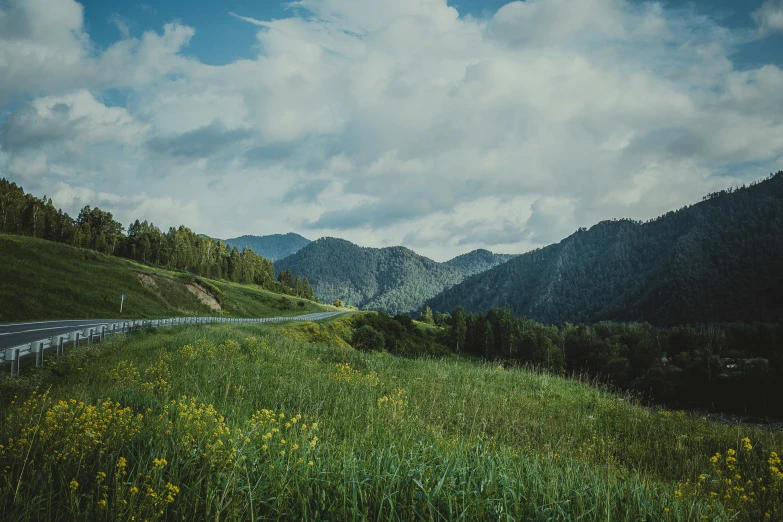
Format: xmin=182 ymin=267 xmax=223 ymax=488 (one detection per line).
xmin=0 ymin=319 xmax=781 ymax=521
xmin=0 ymin=234 xmax=330 ymax=321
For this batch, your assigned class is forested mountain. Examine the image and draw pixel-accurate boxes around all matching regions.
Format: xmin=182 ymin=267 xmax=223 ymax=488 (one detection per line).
xmin=427 ymin=171 xmax=783 ymax=326
xmin=222 ymin=233 xmax=311 ymax=261
xmin=274 ymin=238 xmax=469 ymax=314
xmin=445 ymin=249 xmax=516 ymax=276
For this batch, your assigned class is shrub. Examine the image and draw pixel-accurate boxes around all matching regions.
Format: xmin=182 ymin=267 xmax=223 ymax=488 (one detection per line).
xmin=352 ymin=325 xmax=385 ymax=352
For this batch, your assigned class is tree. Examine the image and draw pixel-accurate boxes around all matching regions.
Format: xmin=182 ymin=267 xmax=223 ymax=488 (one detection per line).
xmin=352 ymin=325 xmax=385 ymax=352
xmin=451 ymin=306 xmax=467 ymax=353
xmin=419 ymin=306 xmax=434 ymax=324
xmin=333 ymin=299 xmax=344 ymax=308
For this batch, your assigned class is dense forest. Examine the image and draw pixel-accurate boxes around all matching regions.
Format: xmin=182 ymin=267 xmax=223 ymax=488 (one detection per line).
xmin=274 ymin=238 xmax=514 ymax=314
xmin=222 ymin=233 xmax=311 ymax=261
xmin=350 ymin=308 xmax=782 ymax=418
xmin=0 ymin=178 xmax=316 ymax=300
xmin=427 ymin=171 xmax=783 ymax=326
xmin=443 ymin=249 xmax=517 ymax=277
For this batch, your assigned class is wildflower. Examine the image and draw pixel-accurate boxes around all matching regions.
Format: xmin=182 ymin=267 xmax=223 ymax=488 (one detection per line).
xmin=69 ymin=479 xmax=79 ymax=491
xmin=742 ymin=437 xmax=753 ymax=451
xmin=96 ymin=471 xmax=107 ymax=481
xmin=153 ymin=458 xmax=168 ymax=469
xmin=308 ymin=461 xmax=314 ymax=466
xmin=130 ymin=486 xmax=139 ymax=494
xmin=674 ymin=490 xmax=682 ymax=498
xmin=96 ymin=499 xmax=106 ymax=507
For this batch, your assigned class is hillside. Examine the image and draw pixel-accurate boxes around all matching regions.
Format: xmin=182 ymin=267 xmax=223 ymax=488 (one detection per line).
xmin=274 ymin=237 xmax=467 ymax=314
xmin=1 ymin=318 xmax=780 ymax=521
xmin=427 ymin=171 xmax=783 ymax=325
xmin=444 ymin=249 xmax=516 ymax=276
xmin=222 ymin=233 xmax=311 ymax=261
xmin=0 ymin=234 xmax=328 ymax=322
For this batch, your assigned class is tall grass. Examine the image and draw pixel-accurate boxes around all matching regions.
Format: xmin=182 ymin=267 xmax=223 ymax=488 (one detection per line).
xmin=1 ymin=322 xmax=781 ymax=521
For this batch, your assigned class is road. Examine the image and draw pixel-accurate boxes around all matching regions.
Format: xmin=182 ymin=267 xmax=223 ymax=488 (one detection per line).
xmin=0 ymin=312 xmax=346 ymax=353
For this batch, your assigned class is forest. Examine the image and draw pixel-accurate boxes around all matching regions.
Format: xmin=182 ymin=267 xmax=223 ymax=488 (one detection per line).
xmin=427 ymin=171 xmax=783 ymax=326
xmin=351 ymin=308 xmax=782 ymax=418
xmin=0 ymin=178 xmax=316 ymax=301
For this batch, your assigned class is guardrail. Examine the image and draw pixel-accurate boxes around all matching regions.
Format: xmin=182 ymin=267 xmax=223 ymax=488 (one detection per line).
xmin=2 ymin=312 xmax=345 ymax=376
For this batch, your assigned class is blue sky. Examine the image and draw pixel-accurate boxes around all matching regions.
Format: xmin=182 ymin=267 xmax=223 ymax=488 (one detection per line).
xmin=1 ymin=0 xmax=783 ymax=260
xmin=80 ymin=0 xmax=782 ymax=67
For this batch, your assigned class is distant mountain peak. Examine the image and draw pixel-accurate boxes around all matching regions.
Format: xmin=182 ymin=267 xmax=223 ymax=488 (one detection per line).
xmin=223 ymin=233 xmax=311 ymax=262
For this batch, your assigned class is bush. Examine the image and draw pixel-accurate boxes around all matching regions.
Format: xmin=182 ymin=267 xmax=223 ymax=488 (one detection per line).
xmin=333 ymin=299 xmax=345 ymax=308
xmin=352 ymin=325 xmax=385 ymax=352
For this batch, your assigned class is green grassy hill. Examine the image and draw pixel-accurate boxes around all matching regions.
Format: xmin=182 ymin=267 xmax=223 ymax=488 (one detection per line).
xmin=0 ymin=234 xmax=330 ymax=322
xmin=1 ymin=318 xmax=780 ymax=521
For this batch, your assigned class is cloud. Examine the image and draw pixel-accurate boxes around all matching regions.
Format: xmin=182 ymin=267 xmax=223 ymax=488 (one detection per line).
xmin=752 ymin=0 xmax=783 ymax=35
xmin=109 ymin=13 xmax=131 ymax=39
xmin=2 ymin=0 xmax=783 ymax=261
xmin=148 ymin=121 xmax=252 ymax=158
xmin=8 ymin=153 xmax=48 ymax=180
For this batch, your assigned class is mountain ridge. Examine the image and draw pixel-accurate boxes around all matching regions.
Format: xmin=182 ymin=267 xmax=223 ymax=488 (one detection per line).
xmin=222 ymin=232 xmax=311 ymax=261
xmin=274 ymin=238 xmax=513 ymax=314
xmin=425 ymin=172 xmax=783 ymax=325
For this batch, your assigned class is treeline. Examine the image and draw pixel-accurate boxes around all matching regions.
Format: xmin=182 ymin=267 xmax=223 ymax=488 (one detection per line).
xmin=0 ymin=178 xmax=316 ymax=300
xmin=438 ymin=307 xmax=782 ymax=418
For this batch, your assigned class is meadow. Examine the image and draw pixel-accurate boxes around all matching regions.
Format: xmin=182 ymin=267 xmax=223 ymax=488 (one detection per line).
xmin=0 ymin=317 xmax=781 ymax=521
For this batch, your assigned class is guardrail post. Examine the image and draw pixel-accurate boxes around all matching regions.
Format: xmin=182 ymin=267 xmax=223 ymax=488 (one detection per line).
xmin=34 ymin=342 xmax=44 ymax=367
xmin=57 ymin=336 xmax=64 ymax=357
xmin=75 ymin=331 xmax=80 ymax=348
xmin=101 ymin=326 xmax=106 ymax=341
xmin=10 ymin=348 xmax=20 ymax=377
xmin=88 ymin=328 xmax=93 ymax=344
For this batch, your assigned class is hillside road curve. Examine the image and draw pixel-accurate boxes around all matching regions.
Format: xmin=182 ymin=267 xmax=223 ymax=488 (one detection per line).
xmin=0 ymin=312 xmax=346 ymax=353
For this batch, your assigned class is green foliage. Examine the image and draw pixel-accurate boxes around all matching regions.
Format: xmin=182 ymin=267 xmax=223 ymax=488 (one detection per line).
xmin=0 ymin=178 xmax=317 ymax=304
xmin=428 ymin=171 xmax=783 ymax=325
xmin=352 ymin=312 xmax=450 ymax=357
xmin=0 ymin=323 xmax=781 ymax=521
xmin=419 ymin=306 xmax=434 ymax=324
xmin=454 ymin=306 xmax=783 ymax=417
xmin=332 ymin=299 xmax=345 ymax=308
xmin=222 ymin=233 xmax=311 ymax=261
xmin=444 ymin=248 xmax=516 ymax=276
xmin=274 ymin=239 xmax=512 ymax=315
xmin=0 ymin=234 xmax=328 ymax=321
xmin=352 ymin=324 xmax=385 ymax=351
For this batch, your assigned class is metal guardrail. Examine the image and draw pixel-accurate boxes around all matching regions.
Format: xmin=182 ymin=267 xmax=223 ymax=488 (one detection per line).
xmin=2 ymin=312 xmax=346 ymax=376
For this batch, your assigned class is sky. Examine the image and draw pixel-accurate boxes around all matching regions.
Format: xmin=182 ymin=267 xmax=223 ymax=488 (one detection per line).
xmin=1 ymin=0 xmax=782 ymax=261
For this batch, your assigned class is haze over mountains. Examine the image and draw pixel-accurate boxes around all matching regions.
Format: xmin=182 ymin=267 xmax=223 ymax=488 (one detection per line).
xmin=427 ymin=172 xmax=783 ymax=326
xmin=274 ymin=239 xmax=514 ymax=314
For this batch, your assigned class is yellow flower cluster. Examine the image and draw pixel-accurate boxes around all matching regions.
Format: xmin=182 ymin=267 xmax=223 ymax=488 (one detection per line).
xmin=110 ymin=359 xmax=171 ymax=397
xmin=108 ymin=360 xmax=141 ymax=386
xmin=333 ymin=362 xmax=382 ymax=387
xmin=167 ymin=396 xmax=235 ymax=470
xmin=176 ymin=339 xmax=241 ymax=360
xmin=1 ymin=390 xmax=141 ymax=469
xmin=139 ymin=360 xmax=171 ymax=397
xmin=243 ymin=408 xmax=320 ymax=471
xmin=377 ymin=388 xmax=409 ymax=418
xmin=681 ymin=437 xmax=783 ymax=521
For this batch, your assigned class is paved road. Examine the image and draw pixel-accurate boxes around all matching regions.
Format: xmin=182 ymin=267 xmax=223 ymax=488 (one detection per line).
xmin=0 ymin=312 xmax=345 ymax=352
xmin=0 ymin=319 xmax=124 ymax=351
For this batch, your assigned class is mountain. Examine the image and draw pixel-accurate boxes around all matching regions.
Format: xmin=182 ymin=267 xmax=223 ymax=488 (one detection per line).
xmin=426 ymin=171 xmax=783 ymax=326
xmin=274 ymin=237 xmax=469 ymax=314
xmin=223 ymin=233 xmax=311 ymax=261
xmin=444 ymin=249 xmax=517 ymax=277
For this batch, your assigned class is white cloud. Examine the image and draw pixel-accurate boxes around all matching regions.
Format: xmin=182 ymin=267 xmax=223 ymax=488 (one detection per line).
xmin=1 ymin=0 xmax=783 ymax=260
xmin=752 ymin=0 xmax=783 ymax=35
